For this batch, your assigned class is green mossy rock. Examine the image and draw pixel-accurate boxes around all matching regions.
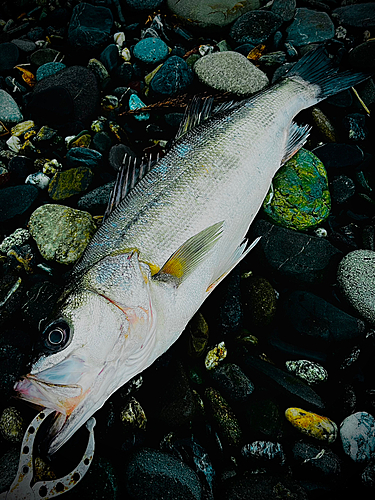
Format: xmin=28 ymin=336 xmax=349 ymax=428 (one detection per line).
xmin=48 ymin=166 xmax=93 ymax=200
xmin=263 ymin=148 xmax=330 ymax=230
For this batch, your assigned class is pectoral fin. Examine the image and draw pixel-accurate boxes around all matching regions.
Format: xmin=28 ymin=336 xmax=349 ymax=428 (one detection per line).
xmin=153 ymin=221 xmax=224 ymax=286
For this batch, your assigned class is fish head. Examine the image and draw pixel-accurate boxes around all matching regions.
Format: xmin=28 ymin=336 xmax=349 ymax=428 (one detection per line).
xmin=14 ymin=251 xmax=157 ymax=454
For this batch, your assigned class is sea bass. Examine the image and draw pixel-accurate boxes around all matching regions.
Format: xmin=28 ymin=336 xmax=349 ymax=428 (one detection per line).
xmin=15 ymin=46 xmax=367 ymax=454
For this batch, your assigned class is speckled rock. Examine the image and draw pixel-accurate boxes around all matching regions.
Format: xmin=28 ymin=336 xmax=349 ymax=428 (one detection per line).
xmin=286 ymin=8 xmax=335 ymax=47
xmin=194 ymin=51 xmax=268 ymax=96
xmin=28 ymin=204 xmax=97 ymax=265
xmin=229 ymin=10 xmax=283 ymax=45
xmin=48 ymin=167 xmax=94 ymax=200
xmin=167 ymin=0 xmax=260 ymax=30
xmin=340 ymin=412 xmax=375 ymax=463
xmin=0 ymin=407 xmax=24 ymax=443
xmin=68 ymin=3 xmax=113 ymax=51
xmin=263 ymin=149 xmax=330 ymax=230
xmin=292 ymin=441 xmax=342 ymax=480
xmin=36 ymin=61 xmax=66 ymax=81
xmin=205 ymin=387 xmax=242 ymax=446
xmin=285 ymin=408 xmax=337 ymax=443
xmin=0 ymin=228 xmax=30 ymax=254
xmin=0 ymin=89 xmax=23 ymax=125
xmin=150 ymin=56 xmax=193 ymax=96
xmin=337 ymin=250 xmax=375 ymax=325
xmin=242 ymin=441 xmax=285 ymax=464
xmin=133 ymin=37 xmax=169 ymax=64
xmin=285 ymin=360 xmax=328 ymax=385
xmin=77 ymin=181 xmax=115 ymax=214
xmin=209 ymin=363 xmax=254 ymax=403
xmin=205 ymin=342 xmax=227 ymax=370
xmin=241 ymin=275 xmax=276 ymax=327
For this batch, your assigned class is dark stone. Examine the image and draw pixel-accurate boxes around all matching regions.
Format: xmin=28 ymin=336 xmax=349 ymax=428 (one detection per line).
xmin=10 ymin=38 xmax=36 ymax=53
xmin=27 ymin=85 xmax=74 ymax=125
xmin=35 ymin=62 xmax=66 ymax=82
xmin=348 ymin=40 xmax=375 ymax=72
xmin=29 ymin=48 xmax=61 ymax=67
xmin=0 ymin=448 xmax=19 ymax=493
xmin=292 ymin=441 xmax=341 ymax=480
xmin=250 ymin=219 xmax=342 ymax=284
xmin=123 ymin=0 xmax=164 ymax=9
xmin=66 ymin=147 xmax=102 ymax=169
xmin=280 ymin=290 xmax=365 ymax=351
xmin=209 ymin=363 xmax=254 ymax=403
xmin=0 ymin=330 xmax=32 ymax=398
xmin=0 ymin=42 xmax=19 ymax=72
xmin=150 ymin=56 xmax=193 ymax=96
xmin=330 ymin=175 xmax=355 ymax=204
xmin=243 ymin=398 xmax=283 ymax=441
xmin=92 ymin=131 xmax=112 ymax=153
xmin=114 ymin=62 xmax=134 ymax=85
xmin=109 ymin=143 xmax=136 ymax=171
xmin=241 ymin=276 xmax=276 ymax=327
xmin=68 ymin=2 xmax=113 ymax=51
xmin=77 ymin=182 xmax=115 ymax=214
xmin=229 ymin=10 xmax=283 ymax=46
xmin=125 ymin=448 xmax=202 ymax=500
xmin=332 ymin=3 xmax=375 ymax=31
xmin=343 ymin=113 xmax=368 ymax=142
xmin=234 ymin=43 xmax=256 ymax=57
xmin=218 ymin=269 xmax=243 ymax=336
xmin=100 ymin=44 xmax=120 ymax=73
xmin=286 ymin=8 xmax=334 ymax=47
xmin=271 ymin=0 xmax=296 ymax=22
xmin=326 ymin=90 xmax=353 ymax=108
xmin=0 ymin=185 xmax=39 ymax=223
xmin=7 ymin=155 xmax=34 ymax=182
xmin=313 ymin=144 xmax=364 ymax=169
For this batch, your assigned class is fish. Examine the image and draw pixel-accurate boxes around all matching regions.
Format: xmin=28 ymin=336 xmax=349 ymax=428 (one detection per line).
xmin=14 ymin=45 xmax=368 ymax=455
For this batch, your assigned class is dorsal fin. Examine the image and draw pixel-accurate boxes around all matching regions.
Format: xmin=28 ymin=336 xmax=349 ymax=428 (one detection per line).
xmin=174 ymin=96 xmax=215 ymax=143
xmin=103 ymin=153 xmax=158 ymax=221
xmin=281 ymin=122 xmax=311 ymax=165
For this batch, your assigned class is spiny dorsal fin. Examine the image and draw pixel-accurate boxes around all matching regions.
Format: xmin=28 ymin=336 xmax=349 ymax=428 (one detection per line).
xmin=174 ymin=96 xmax=214 ymax=143
xmin=281 ymin=122 xmax=311 ymax=166
xmin=104 ymin=152 xmax=159 ymax=221
xmin=153 ymin=221 xmax=224 ymax=286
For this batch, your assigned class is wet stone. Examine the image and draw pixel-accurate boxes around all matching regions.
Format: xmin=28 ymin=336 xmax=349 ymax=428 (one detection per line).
xmin=0 ymin=185 xmax=39 ymax=224
xmin=285 ymin=360 xmax=328 ymax=385
xmin=313 ymin=143 xmax=364 ymax=169
xmin=133 ymin=37 xmax=169 ymax=64
xmin=286 ymin=8 xmax=334 ymax=47
xmin=28 ymin=204 xmax=97 ymax=265
xmin=337 ymin=250 xmax=375 ymax=325
xmin=241 ymin=441 xmax=285 ymax=465
xmin=0 ymin=42 xmax=19 ymax=72
xmin=348 ymin=40 xmax=375 ymax=72
xmin=68 ymin=2 xmax=113 ymax=51
xmin=0 ymin=407 xmax=24 ymax=443
xmin=194 ymin=51 xmax=268 ymax=96
xmin=292 ymin=441 xmax=342 ymax=480
xmin=77 ymin=181 xmax=115 ymax=214
xmin=0 ymin=229 xmax=30 ymax=254
xmin=125 ymin=448 xmax=202 ymax=500
xmin=27 ymin=86 xmax=74 ymax=126
xmin=29 ymin=48 xmax=62 ymax=67
xmin=36 ymin=61 xmax=66 ymax=82
xmin=271 ymin=0 xmax=296 ymax=22
xmin=285 ymin=408 xmax=338 ymax=443
xmin=340 ymin=412 xmax=375 ymax=463
xmin=66 ymin=147 xmax=102 ymax=170
xmin=209 ymin=363 xmax=254 ymax=403
xmin=48 ymin=167 xmax=94 ymax=201
xmin=205 ymin=387 xmax=242 ymax=447
xmin=332 ymin=3 xmax=375 ymax=31
xmin=0 ymin=89 xmax=23 ymax=125
xmin=343 ymin=113 xmax=368 ymax=142
xmin=241 ymin=276 xmax=277 ymax=327
xmin=330 ymin=175 xmax=355 ymax=204
xmin=205 ymin=342 xmax=227 ymax=371
xmin=263 ymin=148 xmax=330 ymax=231
xmin=100 ymin=44 xmax=119 ymax=73
xmin=150 ymin=56 xmax=193 ymax=96
xmin=229 ymin=10 xmax=283 ymax=46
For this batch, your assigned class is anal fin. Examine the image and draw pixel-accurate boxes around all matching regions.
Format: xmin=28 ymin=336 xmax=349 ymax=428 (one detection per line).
xmin=153 ymin=221 xmax=224 ymax=286
xmin=281 ymin=122 xmax=311 ymax=165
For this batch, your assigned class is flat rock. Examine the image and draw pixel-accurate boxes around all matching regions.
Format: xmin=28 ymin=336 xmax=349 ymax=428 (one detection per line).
xmin=332 ymin=3 xmax=375 ymax=31
xmin=0 ymin=90 xmax=23 ymax=125
xmin=194 ymin=51 xmax=268 ymax=96
xmin=29 ymin=48 xmax=61 ymax=67
xmin=36 ymin=61 xmax=66 ymax=81
xmin=340 ymin=412 xmax=375 ymax=462
xmin=48 ymin=167 xmax=94 ymax=200
xmin=337 ymin=249 xmax=375 ymax=325
xmin=229 ymin=10 xmax=283 ymax=45
xmin=68 ymin=2 xmax=113 ymax=50
xmin=286 ymin=8 xmax=335 ymax=47
xmin=167 ymin=0 xmax=260 ymax=29
xmin=28 ymin=204 xmax=97 ymax=265
xmin=133 ymin=37 xmax=169 ymax=64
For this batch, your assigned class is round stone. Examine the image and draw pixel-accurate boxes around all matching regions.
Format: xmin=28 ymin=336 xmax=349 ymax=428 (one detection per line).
xmin=337 ymin=250 xmax=375 ymax=325
xmin=150 ymin=56 xmax=193 ymax=96
xmin=285 ymin=408 xmax=338 ymax=443
xmin=229 ymin=10 xmax=283 ymax=45
xmin=340 ymin=412 xmax=375 ymax=463
xmin=263 ymin=148 xmax=331 ymax=230
xmin=194 ymin=51 xmax=268 ymax=96
xmin=0 ymin=89 xmax=23 ymax=125
xmin=28 ymin=204 xmax=97 ymax=265
xmin=286 ymin=8 xmax=334 ymax=47
xmin=133 ymin=37 xmax=169 ymax=64
xmin=36 ymin=61 xmax=66 ymax=81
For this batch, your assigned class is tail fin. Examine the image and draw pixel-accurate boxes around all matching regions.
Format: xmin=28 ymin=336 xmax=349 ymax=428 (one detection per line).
xmin=284 ymin=45 xmax=370 ymax=101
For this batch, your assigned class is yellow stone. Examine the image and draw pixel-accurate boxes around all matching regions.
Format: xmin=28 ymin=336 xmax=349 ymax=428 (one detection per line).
xmin=285 ymin=407 xmax=337 ymax=443
xmin=11 ymin=120 xmax=35 ymax=137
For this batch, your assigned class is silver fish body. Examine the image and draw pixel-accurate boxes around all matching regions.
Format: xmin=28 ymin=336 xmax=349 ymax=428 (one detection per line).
xmin=14 ymin=47 xmax=368 ymax=454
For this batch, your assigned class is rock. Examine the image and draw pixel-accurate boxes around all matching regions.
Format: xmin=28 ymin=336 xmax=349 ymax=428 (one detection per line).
xmin=120 ymin=397 xmax=147 ymax=431
xmin=0 ymin=407 xmax=24 ymax=443
xmin=30 ymin=66 xmax=100 ymax=125
xmin=0 ymin=42 xmax=19 ymax=72
xmin=77 ymin=182 xmax=115 ymax=214
xmin=286 ymin=8 xmax=334 ymax=47
xmin=150 ymin=56 xmax=193 ymax=96
xmin=243 ymin=398 xmax=283 ymax=440
xmin=271 ymin=0 xmax=296 ymax=22
xmin=66 ymin=147 xmax=102 ymax=170
xmin=99 ymin=44 xmax=119 ymax=73
xmin=205 ymin=387 xmax=242 ymax=446
xmin=125 ymin=448 xmax=202 ymax=500
xmin=194 ymin=51 xmax=268 ymax=96
xmin=25 ymin=172 xmax=50 ymax=190
xmin=48 ymin=167 xmax=94 ymax=200
xmin=205 ymin=342 xmax=227 ymax=371
xmin=11 ymin=38 xmax=36 ymax=53
xmin=0 ymin=185 xmax=39 ymax=224
xmin=0 ymin=89 xmax=23 ymax=125
xmin=186 ymin=311 xmax=209 ymax=358
xmin=0 ymin=448 xmax=19 ymax=493
xmin=68 ymin=2 xmax=113 ymax=51
xmin=129 ymin=94 xmax=150 ymax=121
xmin=311 ymin=107 xmax=337 ymax=142
xmin=285 ymin=360 xmax=328 ymax=385
xmin=125 ymin=0 xmax=165 ymax=9
xmin=340 ymin=412 xmax=375 ymax=463
xmin=250 ymin=219 xmax=342 ymax=284
xmin=133 ymin=37 xmax=169 ymax=64
xmin=343 ymin=113 xmax=368 ymax=141
xmin=348 ymin=40 xmax=375 ymax=72
xmin=292 ymin=441 xmax=342 ymax=480
xmin=285 ymin=408 xmax=338 ymax=443
xmin=337 ymin=250 xmax=375 ymax=325
xmin=313 ymin=143 xmax=364 ymax=169
xmin=362 ymin=461 xmax=375 ymax=489
xmin=241 ymin=276 xmax=276 ymax=327
xmin=167 ymin=0 xmax=260 ymax=30
xmin=29 ymin=48 xmax=61 ymax=67
xmin=209 ymin=363 xmax=255 ymax=403
xmin=280 ymin=290 xmax=365 ymax=350
xmin=109 ymin=144 xmax=136 ymax=171
xmin=241 ymin=441 xmax=285 ymax=464
xmin=263 ymin=148 xmax=330 ymax=230
xmin=0 ymin=229 xmax=30 ymax=254
xmin=28 ymin=204 xmax=97 ymax=265
xmin=36 ymin=61 xmax=66 ymax=81
xmin=330 ymin=175 xmax=355 ymax=204
xmin=229 ymin=10 xmax=283 ymax=45
xmin=332 ymin=3 xmax=375 ymax=31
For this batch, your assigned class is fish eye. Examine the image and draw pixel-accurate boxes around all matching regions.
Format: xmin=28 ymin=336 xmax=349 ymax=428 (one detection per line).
xmin=44 ymin=320 xmax=70 ymax=351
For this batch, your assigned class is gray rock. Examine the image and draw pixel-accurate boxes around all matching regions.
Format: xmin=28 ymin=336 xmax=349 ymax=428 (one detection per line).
xmin=332 ymin=3 xmax=375 ymax=31
xmin=337 ymin=249 xmax=375 ymax=324
xmin=340 ymin=412 xmax=375 ymax=463
xmin=230 ymin=10 xmax=283 ymax=45
xmin=271 ymin=0 xmax=296 ymax=22
xmin=0 ymin=89 xmax=23 ymax=125
xmin=77 ymin=182 xmax=115 ymax=213
xmin=167 ymin=0 xmax=260 ymax=30
xmin=286 ymin=8 xmax=335 ymax=47
xmin=194 ymin=51 xmax=268 ymax=96
xmin=0 ymin=448 xmax=19 ymax=493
